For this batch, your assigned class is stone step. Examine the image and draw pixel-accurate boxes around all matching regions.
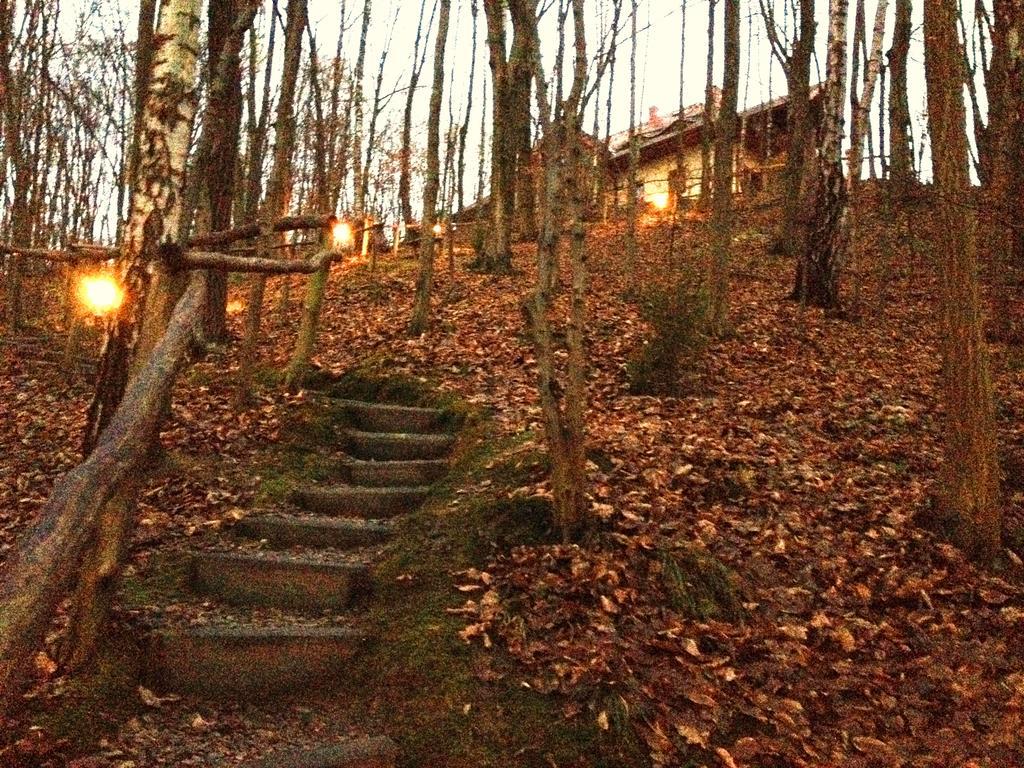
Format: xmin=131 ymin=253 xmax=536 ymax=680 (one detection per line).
xmin=235 ymin=737 xmax=399 ymax=768
xmin=341 ymin=458 xmax=448 ymax=487
xmin=145 ymin=625 xmax=367 ymax=699
xmin=235 ymin=514 xmax=392 ymax=550
xmin=190 ymin=551 xmax=370 ymax=611
xmin=334 ymin=398 xmax=447 ymax=434
xmin=292 ymin=485 xmax=430 ymax=518
xmin=345 ymin=429 xmax=454 ymax=461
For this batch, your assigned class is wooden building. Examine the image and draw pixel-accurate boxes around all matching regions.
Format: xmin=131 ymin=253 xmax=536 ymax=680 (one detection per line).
xmin=605 ymin=87 xmax=824 ymax=211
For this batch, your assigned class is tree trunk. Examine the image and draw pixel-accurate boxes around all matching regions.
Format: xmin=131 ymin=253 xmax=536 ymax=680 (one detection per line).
xmin=707 ymin=0 xmax=739 ymax=337
xmin=409 ymin=0 xmax=451 ymax=335
xmin=0 ymin=275 xmax=207 ymax=714
xmin=350 ymin=0 xmax=372 ymax=219
xmin=398 ymin=0 xmax=432 ymax=226
xmin=699 ymin=0 xmax=717 ymax=207
xmin=924 ymin=0 xmax=1002 ymax=563
xmin=796 ymin=0 xmax=848 ymax=311
xmin=82 ymin=0 xmax=202 ymax=455
xmin=624 ymin=0 xmax=639 ymax=278
xmin=197 ymin=0 xmax=256 ymax=342
xmin=984 ymin=0 xmax=1023 ymax=341
xmin=236 ymin=0 xmax=305 ymax=403
xmin=887 ymin=0 xmax=914 ymax=192
xmin=457 ymin=0 xmax=479 ymax=213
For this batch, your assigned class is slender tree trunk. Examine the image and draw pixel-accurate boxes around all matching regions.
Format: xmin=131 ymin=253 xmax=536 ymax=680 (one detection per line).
xmin=237 ymin=0 xmax=306 ymax=403
xmin=457 ymin=0 xmax=479 ymax=213
xmin=350 ymin=0 xmax=372 ymax=220
xmin=983 ymin=0 xmax=1023 ymax=341
xmin=398 ymin=0 xmax=432 ymax=226
xmin=409 ymin=0 xmax=451 ymax=335
xmin=796 ymin=0 xmax=848 ymax=310
xmin=66 ymin=0 xmax=202 ymax=667
xmin=887 ymin=0 xmax=914 ymax=192
xmin=708 ymin=0 xmax=739 ymax=337
xmin=923 ymin=0 xmax=1002 ymax=563
xmin=625 ymin=0 xmax=638 ymax=277
xmin=700 ymin=0 xmax=717 ymax=207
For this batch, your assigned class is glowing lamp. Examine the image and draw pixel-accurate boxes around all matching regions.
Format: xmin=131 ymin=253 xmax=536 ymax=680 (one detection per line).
xmin=332 ymin=220 xmax=354 ymax=250
xmin=432 ymin=222 xmax=443 ymax=238
xmin=649 ymin=192 xmax=670 ymax=210
xmin=78 ymin=274 xmax=123 ymax=316
xmin=226 ymin=299 xmax=244 ymax=315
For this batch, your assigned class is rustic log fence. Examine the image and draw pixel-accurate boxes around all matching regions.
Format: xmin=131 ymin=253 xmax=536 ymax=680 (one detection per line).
xmin=0 ymin=211 xmax=367 ymax=713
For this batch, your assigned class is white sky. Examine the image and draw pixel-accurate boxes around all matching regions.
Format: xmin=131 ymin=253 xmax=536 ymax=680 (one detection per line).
xmin=56 ymin=0 xmax=990 ymax=227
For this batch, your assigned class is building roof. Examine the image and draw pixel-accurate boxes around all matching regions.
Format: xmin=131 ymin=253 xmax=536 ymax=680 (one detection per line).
xmin=607 ymin=85 xmax=823 ymax=170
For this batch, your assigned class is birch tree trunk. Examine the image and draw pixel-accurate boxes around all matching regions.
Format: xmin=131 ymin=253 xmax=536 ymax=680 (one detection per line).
xmin=67 ymin=0 xmax=202 ymax=666
xmin=795 ymin=0 xmax=848 ymax=310
xmin=923 ymin=0 xmax=1002 ymax=563
xmin=409 ymin=0 xmax=451 ymax=335
xmin=82 ymin=0 xmax=202 ymax=453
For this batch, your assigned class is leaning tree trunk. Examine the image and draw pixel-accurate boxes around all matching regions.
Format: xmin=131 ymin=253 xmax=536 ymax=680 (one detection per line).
xmin=924 ymin=0 xmax=1002 ymax=563
xmin=707 ymin=0 xmax=739 ymax=337
xmin=65 ymin=0 xmax=202 ymax=669
xmin=409 ymin=0 xmax=451 ymax=336
xmin=796 ymin=0 xmax=848 ymax=311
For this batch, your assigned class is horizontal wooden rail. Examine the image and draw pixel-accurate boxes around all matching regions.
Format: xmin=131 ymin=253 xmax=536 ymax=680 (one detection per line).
xmin=0 ymin=244 xmax=115 ymax=262
xmin=179 ymin=249 xmax=335 ymax=274
xmin=187 ymin=213 xmax=337 ymax=249
xmin=0 ymin=272 xmax=208 ymax=713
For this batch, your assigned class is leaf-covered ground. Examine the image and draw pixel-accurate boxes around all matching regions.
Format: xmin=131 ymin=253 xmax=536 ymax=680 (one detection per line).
xmin=2 ymin=191 xmax=1023 ymax=766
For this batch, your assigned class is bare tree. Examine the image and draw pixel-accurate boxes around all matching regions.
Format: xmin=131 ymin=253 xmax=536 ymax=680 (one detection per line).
xmin=398 ymin=0 xmax=435 ymax=226
xmin=761 ymin=0 xmax=815 ymax=260
xmin=887 ymin=0 xmax=914 ymax=192
xmin=923 ymin=0 xmax=1002 ymax=562
xmin=409 ymin=0 xmax=452 ymax=335
xmin=795 ymin=0 xmax=848 ymax=310
xmin=350 ymin=0 xmax=372 ymax=221
xmin=70 ymin=0 xmax=203 ymax=665
xmin=624 ymin=0 xmax=638 ymax=278
xmin=237 ymin=0 xmax=306 ymax=403
xmin=984 ymin=0 xmax=1023 ymax=340
xmin=523 ymin=0 xmax=591 ymax=541
xmin=477 ymin=0 xmax=536 ymax=273
xmin=699 ymin=0 xmax=717 ymax=207
xmin=707 ymin=0 xmax=739 ymax=337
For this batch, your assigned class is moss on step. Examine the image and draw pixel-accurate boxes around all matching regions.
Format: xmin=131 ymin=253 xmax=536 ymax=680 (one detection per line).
xmin=310 ymin=416 xmax=645 ymax=767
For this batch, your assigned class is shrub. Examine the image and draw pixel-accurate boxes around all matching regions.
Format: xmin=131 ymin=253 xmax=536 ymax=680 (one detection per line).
xmin=627 ymin=279 xmax=708 ymax=395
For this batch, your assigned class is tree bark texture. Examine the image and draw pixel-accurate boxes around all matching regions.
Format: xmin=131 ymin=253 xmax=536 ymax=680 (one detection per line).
xmin=409 ymin=0 xmax=451 ymax=336
xmin=924 ymin=0 xmax=1002 ymax=562
xmin=82 ymin=0 xmax=202 ymax=455
xmin=708 ymin=0 xmax=740 ymax=337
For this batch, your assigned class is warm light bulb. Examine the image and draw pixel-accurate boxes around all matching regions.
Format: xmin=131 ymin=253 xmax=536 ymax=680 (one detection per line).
xmin=226 ymin=299 xmax=244 ymax=315
xmin=79 ymin=274 xmax=123 ymax=316
xmin=432 ymin=222 xmax=443 ymax=237
xmin=649 ymin=192 xmax=670 ymax=210
xmin=332 ymin=220 xmax=354 ymax=249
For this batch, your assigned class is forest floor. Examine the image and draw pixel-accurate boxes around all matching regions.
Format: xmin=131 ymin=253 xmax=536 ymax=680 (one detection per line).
xmin=1 ymin=192 xmax=1023 ymax=767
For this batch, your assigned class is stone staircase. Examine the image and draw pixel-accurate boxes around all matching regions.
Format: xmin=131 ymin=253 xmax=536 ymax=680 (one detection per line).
xmin=142 ymin=398 xmax=457 ymax=768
